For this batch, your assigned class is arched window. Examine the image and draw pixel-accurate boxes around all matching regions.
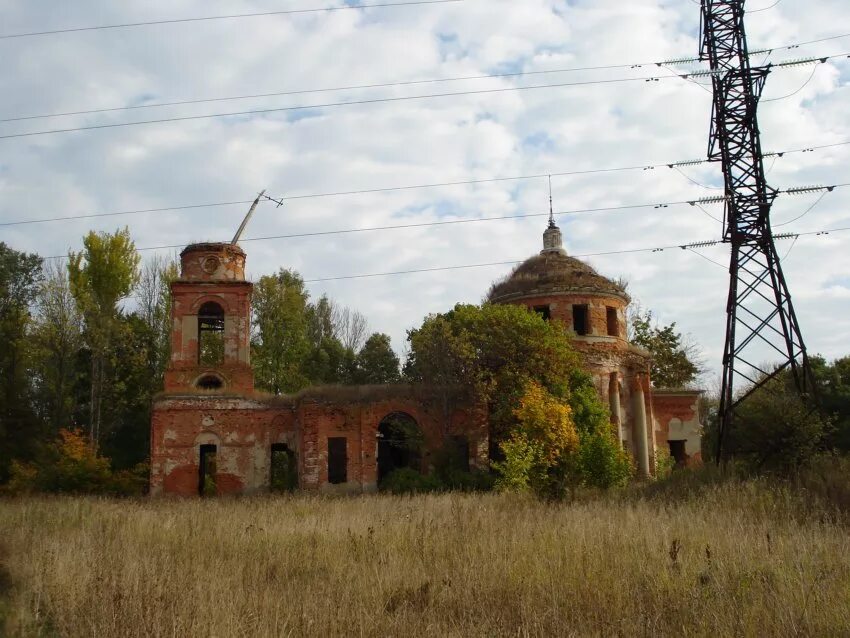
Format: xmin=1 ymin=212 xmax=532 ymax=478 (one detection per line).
xmin=198 ymin=301 xmax=225 ymax=365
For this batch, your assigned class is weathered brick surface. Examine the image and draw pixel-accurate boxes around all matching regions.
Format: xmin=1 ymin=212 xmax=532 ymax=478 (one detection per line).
xmin=151 ymin=391 xmax=486 ymax=496
xmin=652 ymin=391 xmax=704 ymax=466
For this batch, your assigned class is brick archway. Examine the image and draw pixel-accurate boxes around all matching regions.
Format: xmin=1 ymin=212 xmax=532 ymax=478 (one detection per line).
xmin=377 ymin=411 xmax=423 ymax=484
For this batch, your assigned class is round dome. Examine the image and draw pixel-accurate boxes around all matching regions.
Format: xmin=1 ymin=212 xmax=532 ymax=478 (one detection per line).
xmin=488 ymin=251 xmax=628 ymax=304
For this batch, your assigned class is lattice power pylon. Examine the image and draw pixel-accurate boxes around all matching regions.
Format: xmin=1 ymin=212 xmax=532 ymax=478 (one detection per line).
xmin=699 ymin=0 xmax=817 ymax=461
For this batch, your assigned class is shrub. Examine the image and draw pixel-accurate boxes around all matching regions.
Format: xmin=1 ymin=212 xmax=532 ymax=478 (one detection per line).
xmin=5 ymin=428 xmax=147 ymax=496
xmin=380 ymin=468 xmax=442 ymax=495
xmin=575 ymin=428 xmax=633 ymax=489
xmin=793 ymin=453 xmax=850 ymax=515
xmin=493 ymin=434 xmax=541 ymax=493
xmin=653 ymin=446 xmax=676 ymax=481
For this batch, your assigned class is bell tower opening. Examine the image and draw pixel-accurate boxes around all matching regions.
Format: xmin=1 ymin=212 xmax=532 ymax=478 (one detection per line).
xmin=198 ymin=301 xmax=225 ymax=366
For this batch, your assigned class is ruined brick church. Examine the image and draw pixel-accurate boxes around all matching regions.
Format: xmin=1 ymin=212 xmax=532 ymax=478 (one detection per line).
xmin=150 ymin=220 xmax=703 ymax=496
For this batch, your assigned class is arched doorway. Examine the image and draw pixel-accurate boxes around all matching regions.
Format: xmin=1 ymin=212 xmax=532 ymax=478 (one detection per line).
xmin=270 ymin=443 xmax=298 ymax=492
xmin=377 ymin=412 xmax=423 ymax=484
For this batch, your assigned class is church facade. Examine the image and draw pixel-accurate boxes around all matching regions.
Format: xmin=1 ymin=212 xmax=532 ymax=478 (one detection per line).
xmin=149 ymin=243 xmax=488 ymax=497
xmin=151 ymin=227 xmax=703 ymax=497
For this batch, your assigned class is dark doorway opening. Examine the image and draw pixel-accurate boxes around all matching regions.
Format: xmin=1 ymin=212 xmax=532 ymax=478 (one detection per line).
xmin=328 ymin=437 xmax=348 ymax=485
xmin=270 ymin=443 xmax=298 ymax=492
xmin=377 ymin=412 xmax=423 ymax=484
xmin=450 ymin=435 xmax=470 ymax=472
xmin=668 ymin=440 xmax=687 ymax=467
xmin=198 ymin=301 xmax=225 ymax=365
xmin=573 ymin=304 xmax=589 ymax=335
xmin=199 ymin=444 xmax=217 ymax=496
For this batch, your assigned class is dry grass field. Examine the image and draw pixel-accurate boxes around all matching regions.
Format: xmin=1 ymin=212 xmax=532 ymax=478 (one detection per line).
xmin=1 ymin=481 xmax=849 ymax=637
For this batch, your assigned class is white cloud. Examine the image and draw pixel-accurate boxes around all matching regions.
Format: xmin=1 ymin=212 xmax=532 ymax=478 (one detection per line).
xmin=0 ymin=0 xmax=848 ymax=382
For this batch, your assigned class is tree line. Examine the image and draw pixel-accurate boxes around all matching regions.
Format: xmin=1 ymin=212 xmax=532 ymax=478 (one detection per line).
xmin=4 ymin=228 xmax=845 ymax=495
xmin=0 ymin=230 xmax=401 ymax=489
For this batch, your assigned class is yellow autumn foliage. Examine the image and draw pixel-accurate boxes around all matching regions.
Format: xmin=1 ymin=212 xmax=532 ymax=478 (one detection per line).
xmin=512 ymin=381 xmax=579 ymax=466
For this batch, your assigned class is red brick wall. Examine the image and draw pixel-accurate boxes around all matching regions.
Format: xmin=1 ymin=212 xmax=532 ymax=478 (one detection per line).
xmin=151 ymin=390 xmax=488 ymax=496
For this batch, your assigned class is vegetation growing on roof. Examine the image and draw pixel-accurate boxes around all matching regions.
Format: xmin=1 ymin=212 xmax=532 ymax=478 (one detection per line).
xmin=487 ymin=252 xmax=629 ymax=303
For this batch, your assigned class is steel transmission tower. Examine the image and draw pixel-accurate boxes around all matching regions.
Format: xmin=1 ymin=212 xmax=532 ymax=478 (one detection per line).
xmin=699 ymin=0 xmax=817 ymax=461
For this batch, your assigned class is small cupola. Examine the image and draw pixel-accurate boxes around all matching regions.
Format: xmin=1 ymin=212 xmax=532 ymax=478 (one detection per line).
xmin=541 ymin=176 xmax=566 ymax=255
xmin=542 ymin=220 xmax=565 ymax=255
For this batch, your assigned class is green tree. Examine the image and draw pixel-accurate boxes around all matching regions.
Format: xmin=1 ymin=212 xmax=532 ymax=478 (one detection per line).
xmin=68 ymin=228 xmax=140 ymax=448
xmin=136 ymin=255 xmax=178 ymax=388
xmin=493 ymin=380 xmax=579 ymax=494
xmin=354 ymin=333 xmax=400 ymax=384
xmin=630 ymin=310 xmax=701 ymax=388
xmin=406 ymin=303 xmax=630 ymax=492
xmin=306 ymin=295 xmax=336 ymax=344
xmin=29 ymin=260 xmax=84 ymax=435
xmin=302 ymin=336 xmax=356 ymax=385
xmin=729 ymin=376 xmax=829 ymax=473
xmin=98 ymin=314 xmax=160 ymax=470
xmin=252 ymin=269 xmax=312 ymax=394
xmin=0 ymin=243 xmax=43 ymax=482
xmin=813 ymin=355 xmax=850 ymax=452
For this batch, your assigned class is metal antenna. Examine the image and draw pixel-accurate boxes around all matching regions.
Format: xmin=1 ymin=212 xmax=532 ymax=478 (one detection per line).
xmin=700 ymin=0 xmax=817 ymax=463
xmin=548 ymin=175 xmax=556 ymax=227
xmin=231 ymin=189 xmax=266 ymax=245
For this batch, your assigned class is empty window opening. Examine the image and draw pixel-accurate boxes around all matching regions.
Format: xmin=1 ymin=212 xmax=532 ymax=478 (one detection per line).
xmin=533 ymin=305 xmax=551 ymax=321
xmin=377 ymin=412 xmax=423 ymax=485
xmin=450 ymin=435 xmax=470 ymax=473
xmin=668 ymin=440 xmax=687 ymax=467
xmin=328 ymin=437 xmax=348 ymax=485
xmin=270 ymin=443 xmax=298 ymax=492
xmin=198 ymin=301 xmax=225 ymax=366
xmin=196 ymin=375 xmax=223 ymax=390
xmin=572 ymin=304 xmax=589 ymax=336
xmin=606 ymin=307 xmax=619 ymax=337
xmin=198 ymin=444 xmax=217 ymax=496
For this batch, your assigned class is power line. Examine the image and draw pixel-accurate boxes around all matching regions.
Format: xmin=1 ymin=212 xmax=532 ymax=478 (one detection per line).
xmin=747 ymin=0 xmax=782 ymax=13
xmin=762 ymin=65 xmax=820 ymax=102
xmin=38 ymin=182 xmax=849 ymax=260
xmin=0 ymin=0 xmax=464 ymax=40
xmin=4 ymin=35 xmax=847 ymax=124
xmin=0 ymin=75 xmax=693 ymax=141
xmin=299 ymin=225 xmax=850 ymax=283
xmin=3 ymin=54 xmax=847 ymax=142
xmin=42 ymin=198 xmax=710 ymax=258
xmin=2 ymin=139 xmax=847 ymax=228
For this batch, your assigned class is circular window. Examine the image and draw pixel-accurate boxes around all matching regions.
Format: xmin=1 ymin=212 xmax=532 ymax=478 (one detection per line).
xmin=202 ymin=256 xmax=220 ymax=274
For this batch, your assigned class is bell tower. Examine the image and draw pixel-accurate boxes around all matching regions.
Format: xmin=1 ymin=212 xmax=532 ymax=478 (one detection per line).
xmin=163 ymin=242 xmax=254 ymax=393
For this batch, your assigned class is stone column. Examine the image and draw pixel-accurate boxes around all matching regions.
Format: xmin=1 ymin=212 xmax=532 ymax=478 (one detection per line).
xmin=609 ymin=373 xmax=622 ymax=440
xmin=632 ymin=376 xmax=651 ymax=478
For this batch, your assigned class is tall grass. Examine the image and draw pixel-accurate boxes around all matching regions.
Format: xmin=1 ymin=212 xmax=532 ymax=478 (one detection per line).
xmin=0 ymin=481 xmax=848 ymax=636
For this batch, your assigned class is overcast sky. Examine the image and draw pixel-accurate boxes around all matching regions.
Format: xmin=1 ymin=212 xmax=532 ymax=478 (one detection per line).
xmin=1 ymin=0 xmax=848 ymax=385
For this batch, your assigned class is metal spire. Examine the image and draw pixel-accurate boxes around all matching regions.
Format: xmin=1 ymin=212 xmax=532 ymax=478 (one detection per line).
xmin=548 ymin=175 xmax=556 ymax=228
xmin=231 ymin=189 xmax=266 ymax=245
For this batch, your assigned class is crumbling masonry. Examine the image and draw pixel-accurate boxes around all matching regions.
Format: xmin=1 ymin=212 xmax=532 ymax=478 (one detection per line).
xmin=150 ymin=243 xmax=487 ymax=496
xmin=151 ymin=225 xmax=703 ymax=496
